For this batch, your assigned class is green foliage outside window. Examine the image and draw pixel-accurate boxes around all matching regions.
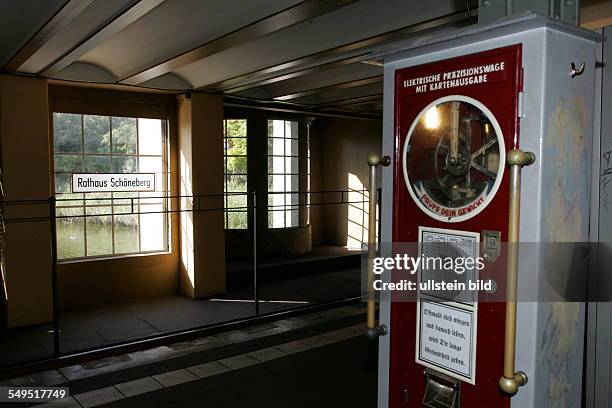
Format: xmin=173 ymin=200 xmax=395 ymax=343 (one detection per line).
xmin=53 ymin=113 xmax=166 ymax=259
xmin=224 ymin=119 xmax=248 ymax=229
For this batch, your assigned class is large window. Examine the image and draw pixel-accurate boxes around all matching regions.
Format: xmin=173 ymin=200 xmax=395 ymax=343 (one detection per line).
xmin=267 ymin=120 xmax=299 ymax=228
xmin=223 ymin=119 xmax=248 ymax=229
xmin=53 ymin=113 xmax=169 ymax=260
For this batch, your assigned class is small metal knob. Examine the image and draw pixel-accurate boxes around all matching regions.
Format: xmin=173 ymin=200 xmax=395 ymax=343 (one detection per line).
xmin=364 ymin=325 xmax=388 ymax=340
xmin=499 ymin=371 xmax=528 ymax=395
xmin=506 ymin=149 xmax=535 ymax=167
xmin=367 ymin=153 xmax=391 ymax=167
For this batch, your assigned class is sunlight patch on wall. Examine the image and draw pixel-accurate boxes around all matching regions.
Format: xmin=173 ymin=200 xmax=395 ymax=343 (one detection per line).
xmin=179 ymin=148 xmax=195 ymax=291
xmin=346 ymin=173 xmax=378 ymax=250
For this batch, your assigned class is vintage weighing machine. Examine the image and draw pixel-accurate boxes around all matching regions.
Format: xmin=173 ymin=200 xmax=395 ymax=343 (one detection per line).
xmin=365 ymin=13 xmax=602 ymax=408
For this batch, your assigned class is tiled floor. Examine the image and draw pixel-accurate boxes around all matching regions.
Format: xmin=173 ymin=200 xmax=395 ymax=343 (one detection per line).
xmin=36 ymin=323 xmax=367 ymax=408
xmin=113 ymin=377 xmax=163 ymax=397
xmin=0 ymin=304 xmax=365 ymax=389
xmin=0 ymin=264 xmax=361 ymax=367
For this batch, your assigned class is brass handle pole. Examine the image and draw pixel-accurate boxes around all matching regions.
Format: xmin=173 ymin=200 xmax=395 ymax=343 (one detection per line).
xmin=499 ymin=149 xmax=535 ymax=395
xmin=365 ymin=153 xmax=390 ymax=340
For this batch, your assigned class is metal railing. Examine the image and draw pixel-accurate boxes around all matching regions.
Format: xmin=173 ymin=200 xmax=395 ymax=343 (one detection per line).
xmin=0 ymin=187 xmax=379 ymax=371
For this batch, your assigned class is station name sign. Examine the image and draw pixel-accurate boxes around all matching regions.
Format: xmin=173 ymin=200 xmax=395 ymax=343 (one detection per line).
xmin=72 ymin=173 xmax=155 ymax=193
xmin=401 ymin=59 xmax=507 ymax=95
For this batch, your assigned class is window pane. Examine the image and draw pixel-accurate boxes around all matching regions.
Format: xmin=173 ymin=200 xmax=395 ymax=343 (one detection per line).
xmin=286 ymin=174 xmax=299 ymax=191
xmin=114 ymin=209 xmax=139 ymax=254
xmin=139 ymin=156 xmax=162 ymax=173
xmin=140 ymin=205 xmax=164 ymax=251
xmin=287 ymin=208 xmax=299 ymax=227
xmin=288 ymin=193 xmax=299 ymax=206
xmin=268 ymin=120 xmax=282 ymax=138
xmin=268 ymin=210 xmax=284 ymax=228
xmin=57 ymin=207 xmax=84 ymax=259
xmin=268 ymin=193 xmax=284 ymax=207
xmin=268 ymin=156 xmax=284 ymax=174
xmin=55 ymin=155 xmax=82 ymax=173
xmin=85 ymin=193 xmax=112 ymax=207
xmin=285 ymin=120 xmax=298 ymax=138
xmin=268 ymin=174 xmax=285 ymax=192
xmin=138 ymin=118 xmax=163 ymax=156
xmin=226 ymin=175 xmax=247 ymax=192
xmin=284 ymin=121 xmax=292 ymax=137
xmin=285 ymin=138 xmax=297 ymax=156
xmin=84 ymin=115 xmax=110 ymax=154
xmin=227 ymin=211 xmax=248 ymax=229
xmin=85 ymin=206 xmax=113 ymax=256
xmin=84 ymin=156 xmax=111 ymax=173
xmin=54 ymin=113 xmax=82 ymax=153
xmin=113 ymin=191 xmax=139 ymax=204
xmin=267 ymin=137 xmax=274 ymax=155
xmin=54 ymin=174 xmax=70 ymax=195
xmin=57 ymin=193 xmax=79 ymax=203
xmin=226 ymin=192 xmax=248 ymax=229
xmin=225 ymin=137 xmax=246 ymax=156
xmin=269 ymin=137 xmax=284 ymax=156
xmin=226 ymin=155 xmax=247 ymax=174
xmin=226 ymin=193 xmax=247 ymax=210
xmin=112 ymin=202 xmax=131 ymax=215
xmin=138 ymin=195 xmax=163 ymax=207
xmin=111 ymin=156 xmax=137 ymax=173
xmin=286 ymin=157 xmax=298 ymax=174
xmin=111 ymin=117 xmax=137 ymax=154
xmin=225 ymin=119 xmax=246 ymax=137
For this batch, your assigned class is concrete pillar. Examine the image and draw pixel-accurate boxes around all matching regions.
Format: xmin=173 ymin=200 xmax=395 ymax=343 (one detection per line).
xmin=0 ymin=75 xmax=53 ymax=327
xmin=177 ymin=93 xmax=225 ymax=298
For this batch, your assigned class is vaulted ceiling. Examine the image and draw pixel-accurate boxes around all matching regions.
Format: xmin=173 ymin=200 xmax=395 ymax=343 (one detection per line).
xmin=0 ymin=0 xmax=606 ymax=116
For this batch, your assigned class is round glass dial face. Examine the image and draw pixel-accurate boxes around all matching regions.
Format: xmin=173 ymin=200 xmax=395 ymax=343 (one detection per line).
xmin=402 ymin=96 xmax=505 ymax=222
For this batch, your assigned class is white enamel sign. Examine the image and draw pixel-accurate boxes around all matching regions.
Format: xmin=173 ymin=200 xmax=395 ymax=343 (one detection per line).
xmin=72 ymin=173 xmax=156 ymax=193
xmin=417 ymin=300 xmax=476 ymax=383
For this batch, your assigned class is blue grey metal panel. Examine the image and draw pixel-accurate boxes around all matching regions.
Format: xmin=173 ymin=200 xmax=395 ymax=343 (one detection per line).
xmin=376 ymin=62 xmax=396 ymax=408
xmin=584 ymin=27 xmax=602 ymax=408
xmin=592 ymin=24 xmax=612 ymax=408
xmin=372 ymin=12 xmax=601 ymax=64
xmin=532 ymin=27 xmax=597 ymax=408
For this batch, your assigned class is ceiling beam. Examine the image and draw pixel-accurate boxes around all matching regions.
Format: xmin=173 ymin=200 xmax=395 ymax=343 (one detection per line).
xmin=272 ymin=75 xmax=383 ymax=101
xmin=224 ymin=54 xmax=368 ymax=94
xmin=224 ymin=98 xmax=381 ymax=120
xmin=119 ymin=0 xmax=356 ymax=86
xmin=2 ymin=0 xmax=94 ymax=72
xmin=203 ymin=10 xmax=472 ymax=93
xmin=318 ymin=101 xmax=383 ymax=113
xmin=42 ymin=0 xmax=165 ymax=77
xmin=318 ymin=93 xmax=383 ymax=107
